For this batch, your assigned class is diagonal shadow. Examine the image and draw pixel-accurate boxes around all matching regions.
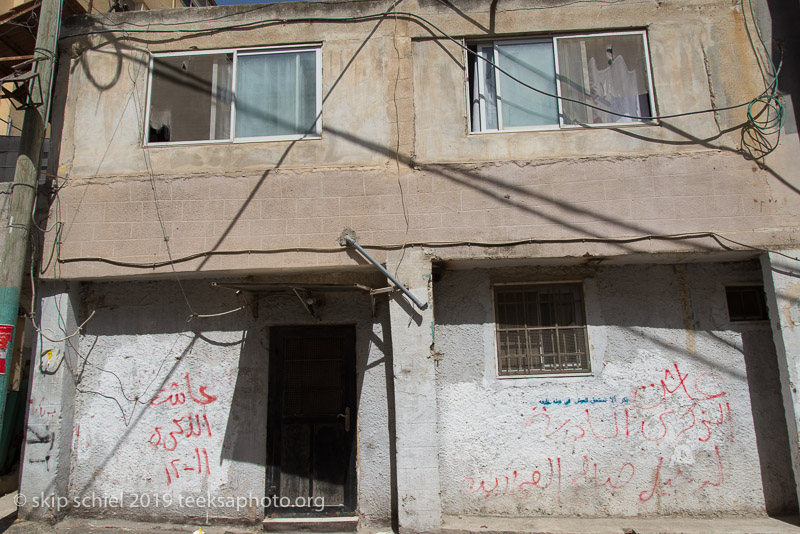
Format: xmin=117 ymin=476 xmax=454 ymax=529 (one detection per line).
xmin=321 ymin=122 xmax=720 ymax=256
xmin=194 ymin=6 xmax=397 ymax=271
xmin=611 ymin=121 xmax=800 ymax=196
xmin=68 ymin=332 xmax=197 ymax=500
xmin=59 ymin=0 xmax=798 ymax=269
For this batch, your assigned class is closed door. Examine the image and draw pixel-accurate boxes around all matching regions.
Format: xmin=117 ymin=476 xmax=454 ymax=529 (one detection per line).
xmin=267 ymin=325 xmax=357 ymax=516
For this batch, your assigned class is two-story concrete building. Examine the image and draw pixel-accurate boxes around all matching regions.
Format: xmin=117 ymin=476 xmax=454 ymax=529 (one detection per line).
xmin=15 ymin=0 xmax=800 ymax=531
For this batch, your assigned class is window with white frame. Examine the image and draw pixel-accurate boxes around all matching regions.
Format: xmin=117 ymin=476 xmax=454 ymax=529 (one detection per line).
xmin=468 ymin=31 xmax=655 ymax=132
xmin=494 ymin=283 xmax=590 ymax=376
xmin=146 ymin=46 xmax=321 ymax=145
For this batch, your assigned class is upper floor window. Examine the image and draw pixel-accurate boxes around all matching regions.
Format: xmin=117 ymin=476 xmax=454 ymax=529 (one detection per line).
xmin=468 ymin=31 xmax=655 ymax=132
xmin=494 ymin=283 xmax=591 ymax=376
xmin=146 ymin=46 xmax=321 ymax=145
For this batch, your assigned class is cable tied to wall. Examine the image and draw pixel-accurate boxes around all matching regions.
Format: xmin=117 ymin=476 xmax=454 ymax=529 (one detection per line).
xmin=740 ymin=0 xmax=785 ymax=162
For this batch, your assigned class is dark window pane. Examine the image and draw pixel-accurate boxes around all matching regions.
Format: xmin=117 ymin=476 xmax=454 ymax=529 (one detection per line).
xmin=149 ymin=54 xmax=232 ymax=143
xmin=726 ymin=286 xmax=768 ymax=321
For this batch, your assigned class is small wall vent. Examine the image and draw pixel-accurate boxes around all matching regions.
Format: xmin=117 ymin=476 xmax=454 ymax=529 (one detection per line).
xmin=725 ymin=285 xmax=769 ymax=322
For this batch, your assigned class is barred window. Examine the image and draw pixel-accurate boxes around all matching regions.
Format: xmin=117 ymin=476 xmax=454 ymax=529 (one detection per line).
xmin=494 ymin=283 xmax=590 ymax=376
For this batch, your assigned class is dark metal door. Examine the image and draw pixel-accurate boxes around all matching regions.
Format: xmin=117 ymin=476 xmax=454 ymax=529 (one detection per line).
xmin=267 ymin=325 xmax=357 ymax=517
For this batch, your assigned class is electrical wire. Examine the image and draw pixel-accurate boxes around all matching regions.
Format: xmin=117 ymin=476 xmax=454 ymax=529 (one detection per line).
xmin=126 ymin=50 xmax=198 ymax=318
xmin=738 ymin=0 xmax=784 ymax=161
xmin=60 ymin=6 xmax=777 ymax=126
xmin=391 ymin=2 xmax=410 ymax=278
xmin=189 ymin=304 xmax=246 ymax=320
xmin=30 ymin=309 xmax=95 ymax=343
xmin=43 ymin=0 xmax=796 ymax=282
xmin=55 ymin=230 xmax=800 ymax=269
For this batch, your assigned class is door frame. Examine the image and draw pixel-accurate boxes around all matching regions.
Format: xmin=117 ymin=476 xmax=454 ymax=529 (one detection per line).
xmin=266 ymin=324 xmax=358 ymax=517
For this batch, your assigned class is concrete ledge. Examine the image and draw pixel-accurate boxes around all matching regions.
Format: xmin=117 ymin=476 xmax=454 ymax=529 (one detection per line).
xmin=262 ymin=516 xmax=358 ymax=532
xmin=442 ymin=515 xmax=800 ymax=534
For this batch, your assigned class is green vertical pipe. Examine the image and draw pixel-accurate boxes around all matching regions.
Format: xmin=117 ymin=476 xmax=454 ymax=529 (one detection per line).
xmin=0 ymin=0 xmax=62 ymax=442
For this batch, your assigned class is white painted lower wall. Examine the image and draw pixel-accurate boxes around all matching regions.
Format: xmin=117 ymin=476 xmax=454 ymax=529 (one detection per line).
xmin=22 ymin=277 xmax=394 ymax=526
xmin=20 ymin=259 xmax=799 ymax=528
xmin=434 ymin=261 xmax=797 ymax=517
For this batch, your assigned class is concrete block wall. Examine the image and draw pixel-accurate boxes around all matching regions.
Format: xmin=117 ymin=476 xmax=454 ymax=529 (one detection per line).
xmin=433 ymin=260 xmax=796 ymax=517
xmin=45 ymin=150 xmax=800 ymax=280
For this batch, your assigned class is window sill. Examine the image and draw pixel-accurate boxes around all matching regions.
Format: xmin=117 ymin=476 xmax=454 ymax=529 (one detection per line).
xmin=497 ymin=372 xmax=594 ymax=380
xmin=144 ymin=134 xmax=322 ymax=148
xmin=469 ymin=120 xmax=658 ymax=136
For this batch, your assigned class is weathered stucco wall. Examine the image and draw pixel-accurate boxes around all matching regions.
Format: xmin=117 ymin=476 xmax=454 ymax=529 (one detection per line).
xmin=57 ymin=13 xmax=398 ymax=177
xmin=42 ymin=0 xmax=800 ymax=280
xmin=412 ymin=0 xmax=756 ymax=163
xmin=434 ymin=260 xmax=796 ymax=517
xmin=29 ymin=275 xmax=394 ymax=525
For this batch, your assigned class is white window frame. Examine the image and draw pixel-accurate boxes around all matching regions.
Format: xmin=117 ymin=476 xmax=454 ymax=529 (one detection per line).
xmin=492 ymin=281 xmax=593 ymax=378
xmin=468 ymin=30 xmax=657 ymax=133
xmin=144 ymin=44 xmax=323 ymax=147
xmin=475 ymin=38 xmax=557 ymax=132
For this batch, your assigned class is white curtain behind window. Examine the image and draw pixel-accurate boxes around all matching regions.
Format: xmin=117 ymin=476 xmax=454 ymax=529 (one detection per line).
xmin=557 ymin=35 xmax=649 ymax=126
xmin=235 ymin=51 xmax=317 ymax=138
xmin=472 ymin=47 xmax=498 ymax=131
xmin=587 ymin=54 xmax=640 ymax=123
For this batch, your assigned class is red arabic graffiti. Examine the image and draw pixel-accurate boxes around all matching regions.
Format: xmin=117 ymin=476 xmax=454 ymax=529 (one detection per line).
xmin=164 ymin=447 xmax=211 ymax=485
xmin=146 ymin=373 xmax=217 ymax=486
xmin=571 ymin=456 xmax=635 ymax=494
xmin=151 ymin=373 xmax=217 ymax=406
xmin=149 ymin=414 xmax=213 ymax=451
xmin=464 ymin=448 xmax=725 ymax=502
xmin=632 ymin=364 xmax=726 ymax=410
xmin=523 ymin=364 xmax=733 ymax=444
xmin=525 ymin=403 xmax=732 ymax=444
xmin=638 ymin=446 xmax=723 ymax=502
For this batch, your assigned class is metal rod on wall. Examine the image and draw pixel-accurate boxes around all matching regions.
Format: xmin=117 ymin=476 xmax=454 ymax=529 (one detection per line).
xmin=338 ymin=229 xmax=427 ymax=309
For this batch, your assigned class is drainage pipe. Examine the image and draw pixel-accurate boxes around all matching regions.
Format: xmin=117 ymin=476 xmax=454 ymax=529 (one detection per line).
xmin=339 ymin=231 xmax=426 ymax=309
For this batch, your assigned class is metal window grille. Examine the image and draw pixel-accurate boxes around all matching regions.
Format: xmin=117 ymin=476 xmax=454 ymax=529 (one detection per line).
xmin=494 ymin=283 xmax=590 ymax=375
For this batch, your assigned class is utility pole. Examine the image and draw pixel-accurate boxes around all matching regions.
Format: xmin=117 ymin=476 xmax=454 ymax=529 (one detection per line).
xmin=0 ymin=0 xmax=62 ymax=434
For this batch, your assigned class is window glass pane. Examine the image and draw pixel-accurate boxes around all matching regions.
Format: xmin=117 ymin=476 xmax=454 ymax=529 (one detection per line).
xmin=495 ymin=41 xmax=558 ymax=128
xmin=557 ymin=34 xmax=652 ymax=125
xmin=149 ymin=54 xmax=232 ymax=143
xmin=236 ymin=51 xmax=317 ymax=138
xmin=496 ymin=290 xmax=525 ymax=328
xmin=478 ymin=46 xmax=498 ymax=130
xmin=538 ymin=292 xmax=556 ymax=327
